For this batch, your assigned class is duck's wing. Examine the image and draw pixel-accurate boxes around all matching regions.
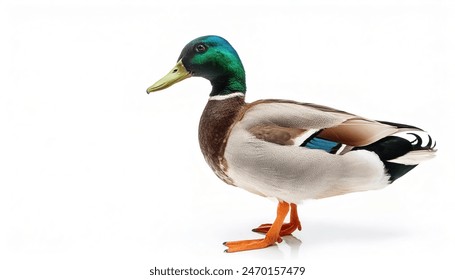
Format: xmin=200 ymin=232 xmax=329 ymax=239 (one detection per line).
xmin=224 ymin=99 xmax=435 ymax=201
xmin=239 ymin=99 xmax=411 ymax=149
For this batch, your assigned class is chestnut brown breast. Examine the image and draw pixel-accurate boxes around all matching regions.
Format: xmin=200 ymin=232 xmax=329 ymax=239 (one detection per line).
xmin=198 ymin=96 xmax=246 ymax=185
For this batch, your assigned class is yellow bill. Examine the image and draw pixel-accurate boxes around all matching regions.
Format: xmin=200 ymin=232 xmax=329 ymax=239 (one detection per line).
xmin=146 ymin=59 xmax=191 ymax=93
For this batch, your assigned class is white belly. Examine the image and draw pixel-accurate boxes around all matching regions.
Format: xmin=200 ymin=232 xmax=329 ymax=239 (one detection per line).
xmin=224 ymin=128 xmax=390 ymax=203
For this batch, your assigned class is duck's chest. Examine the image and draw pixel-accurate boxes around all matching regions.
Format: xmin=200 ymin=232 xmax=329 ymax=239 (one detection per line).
xmin=198 ymin=97 xmax=245 ymax=185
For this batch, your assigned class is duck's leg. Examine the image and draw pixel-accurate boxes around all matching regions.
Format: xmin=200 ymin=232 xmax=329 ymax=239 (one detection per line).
xmin=224 ymin=201 xmax=290 ymax=253
xmin=252 ymin=203 xmax=301 ymax=236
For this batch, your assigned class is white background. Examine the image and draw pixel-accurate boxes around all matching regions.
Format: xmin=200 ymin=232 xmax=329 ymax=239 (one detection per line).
xmin=1 ymin=0 xmax=455 ymax=279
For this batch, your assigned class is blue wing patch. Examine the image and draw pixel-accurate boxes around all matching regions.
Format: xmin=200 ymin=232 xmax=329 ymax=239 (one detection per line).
xmin=302 ymin=137 xmax=340 ymax=153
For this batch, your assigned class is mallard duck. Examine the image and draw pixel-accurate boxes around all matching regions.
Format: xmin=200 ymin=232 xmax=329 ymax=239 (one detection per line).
xmin=146 ymin=35 xmax=436 ymax=253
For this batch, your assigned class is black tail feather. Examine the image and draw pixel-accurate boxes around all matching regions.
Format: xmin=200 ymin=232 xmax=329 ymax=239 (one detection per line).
xmin=353 ymin=133 xmax=433 ymax=183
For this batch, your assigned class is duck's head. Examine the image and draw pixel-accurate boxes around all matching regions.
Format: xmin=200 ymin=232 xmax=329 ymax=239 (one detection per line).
xmin=147 ymin=35 xmax=246 ymax=97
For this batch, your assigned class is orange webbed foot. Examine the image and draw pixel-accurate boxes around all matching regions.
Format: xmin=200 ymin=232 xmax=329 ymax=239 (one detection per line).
xmin=223 ymin=236 xmax=282 ymax=253
xmin=223 ymin=202 xmax=290 ymax=253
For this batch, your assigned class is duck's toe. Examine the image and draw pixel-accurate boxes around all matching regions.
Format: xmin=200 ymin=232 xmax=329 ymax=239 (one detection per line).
xmin=223 ymin=236 xmax=281 ymax=253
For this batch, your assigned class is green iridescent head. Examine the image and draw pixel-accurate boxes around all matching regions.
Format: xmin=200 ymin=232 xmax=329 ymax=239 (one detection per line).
xmin=147 ymin=35 xmax=246 ymax=96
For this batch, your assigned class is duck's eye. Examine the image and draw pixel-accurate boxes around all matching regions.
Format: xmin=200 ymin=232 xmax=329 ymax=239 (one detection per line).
xmin=195 ymin=44 xmax=207 ymax=53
